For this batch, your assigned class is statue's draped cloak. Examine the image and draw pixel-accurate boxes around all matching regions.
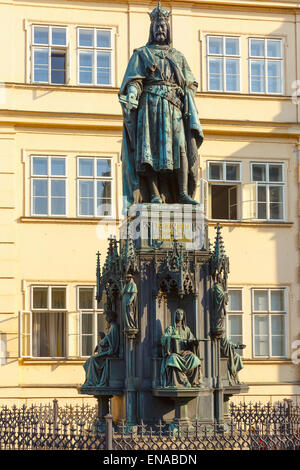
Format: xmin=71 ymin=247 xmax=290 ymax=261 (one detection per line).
xmin=83 ymin=322 xmax=119 ymax=387
xmin=122 ymin=279 xmax=138 ymax=329
xmin=119 ymin=45 xmax=204 ymax=206
xmin=221 ymin=337 xmax=243 ymax=385
xmin=160 ymin=320 xmax=201 ymax=387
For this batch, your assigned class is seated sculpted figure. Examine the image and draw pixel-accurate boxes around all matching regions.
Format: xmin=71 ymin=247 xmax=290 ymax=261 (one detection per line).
xmin=82 ymin=310 xmax=119 ymax=389
xmin=220 ymin=335 xmax=246 ymax=386
xmin=160 ymin=309 xmax=201 ymax=388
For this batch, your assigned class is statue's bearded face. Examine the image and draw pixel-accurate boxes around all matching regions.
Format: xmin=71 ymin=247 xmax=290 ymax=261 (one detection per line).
xmin=153 ymin=20 xmax=168 ymax=44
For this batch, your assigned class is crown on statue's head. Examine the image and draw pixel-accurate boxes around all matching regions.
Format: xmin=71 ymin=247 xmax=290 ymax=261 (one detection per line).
xmin=149 ymin=1 xmax=170 ymax=23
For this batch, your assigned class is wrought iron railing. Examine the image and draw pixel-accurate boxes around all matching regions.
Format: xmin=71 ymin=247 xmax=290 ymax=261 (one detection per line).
xmin=0 ymin=400 xmax=299 ymax=450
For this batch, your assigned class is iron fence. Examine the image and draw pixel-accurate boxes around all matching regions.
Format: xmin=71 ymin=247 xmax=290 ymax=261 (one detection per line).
xmin=0 ymin=400 xmax=299 ymax=450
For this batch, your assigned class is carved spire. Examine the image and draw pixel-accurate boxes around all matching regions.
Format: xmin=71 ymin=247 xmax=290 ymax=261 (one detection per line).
xmin=210 ymin=224 xmax=230 ymax=286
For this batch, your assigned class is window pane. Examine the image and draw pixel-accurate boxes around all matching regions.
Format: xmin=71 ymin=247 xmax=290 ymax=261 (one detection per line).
xmin=32 ymin=312 xmax=66 ymax=357
xmin=226 ymin=163 xmax=239 ymax=181
xmin=51 ymin=198 xmax=66 ymax=215
xmin=80 ymin=198 xmax=94 ymax=216
xmin=252 ymin=164 xmax=266 ymax=182
xmin=258 ymin=203 xmax=267 ymax=219
xmin=228 ymin=290 xmax=242 ymax=311
xmin=33 ymin=157 xmax=48 ymax=176
xmin=269 ymin=186 xmax=283 ymax=203
xmin=82 ymin=335 xmax=93 ymax=357
xmin=269 ymin=164 xmax=283 ymax=182
xmin=51 ymin=180 xmax=65 ymax=197
xmin=251 ymin=60 xmax=265 ymax=92
xmin=97 ymin=199 xmax=112 ymax=216
xmin=255 ymin=336 xmax=269 ymax=356
xmin=79 ymin=51 xmax=93 ymax=84
xmin=225 ymin=38 xmax=239 ymax=56
xmin=272 ymin=335 xmax=285 ymax=357
xmin=33 ymin=197 xmax=48 ymax=215
xmin=51 ymin=50 xmax=65 ymax=84
xmin=250 ymin=39 xmax=265 ymax=57
xmin=33 ymin=49 xmax=49 ymax=82
xmin=79 ymin=159 xmax=94 ymax=177
xmin=51 ymin=158 xmax=65 ymax=176
xmin=82 ymin=313 xmax=93 ymax=334
xmin=97 ymin=30 xmax=111 ymax=48
xmin=97 ymin=181 xmax=111 ymax=199
xmin=97 ymin=313 xmax=107 ymax=337
xmin=79 ymin=29 xmax=94 ymax=47
xmin=51 ymin=288 xmax=66 ymax=309
xmin=209 ymin=162 xmax=223 ymax=180
xmin=33 ymin=26 xmax=49 ymax=45
xmin=267 ymin=39 xmax=281 ymax=58
xmin=97 ymin=70 xmax=111 ymax=85
xmin=208 ymin=58 xmax=223 ymax=91
xmin=79 ymin=288 xmax=94 ymax=309
xmin=254 ymin=315 xmax=269 ymax=356
xmin=208 ymin=36 xmax=223 ymax=55
xmin=97 ymin=159 xmax=111 ymax=177
xmin=225 ymin=58 xmax=239 ymax=92
xmin=228 ymin=315 xmax=242 ymax=335
xmin=33 ymin=179 xmax=48 ymax=197
xmin=268 ymin=61 xmax=281 ymax=93
xmin=79 ymin=180 xmax=94 ymax=197
xmin=97 ymin=52 xmax=111 ymax=84
xmin=257 ymin=185 xmax=266 ymax=202
xmin=33 ymin=287 xmax=48 ymax=308
xmin=52 ymin=27 xmax=66 ymax=46
xmin=271 ymin=314 xmax=285 ymax=334
xmin=270 ymin=203 xmax=283 ymax=220
xmin=254 ymin=290 xmax=268 ymax=311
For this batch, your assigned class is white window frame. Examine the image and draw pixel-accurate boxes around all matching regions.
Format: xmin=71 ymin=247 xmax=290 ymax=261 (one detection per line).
xmin=249 ymin=38 xmax=284 ymax=95
xmin=19 ymin=285 xmax=68 ymax=359
xmin=206 ymin=160 xmax=242 ymax=221
xmin=250 ymin=162 xmax=285 ymax=222
xmin=30 ymin=155 xmax=68 ymax=217
xmin=77 ymin=286 xmax=105 ymax=358
xmin=251 ymin=288 xmax=288 ymax=359
xmin=207 ymin=35 xmax=241 ymax=93
xmin=77 ymin=27 xmax=115 ymax=87
xmin=76 ymin=156 xmax=114 ymax=218
xmin=31 ymin=25 xmax=68 ymax=85
xmin=227 ymin=288 xmax=244 ymax=356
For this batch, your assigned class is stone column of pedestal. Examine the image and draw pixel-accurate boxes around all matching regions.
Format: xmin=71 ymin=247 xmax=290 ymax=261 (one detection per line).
xmin=124 ymin=329 xmax=139 ymax=429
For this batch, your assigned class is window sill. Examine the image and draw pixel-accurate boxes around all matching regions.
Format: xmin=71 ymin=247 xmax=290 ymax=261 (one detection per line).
xmin=208 ymin=220 xmax=293 ymax=228
xmin=19 ymin=358 xmax=86 ymax=365
xmin=20 ymin=216 xmax=121 ymax=225
xmin=243 ymin=358 xmax=291 ymax=364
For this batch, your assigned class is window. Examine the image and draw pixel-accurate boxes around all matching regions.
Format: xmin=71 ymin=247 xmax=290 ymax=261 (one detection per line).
xmin=207 ymin=36 xmax=240 ymax=92
xmin=206 ymin=161 xmax=241 ymax=220
xmin=77 ymin=28 xmax=114 ymax=86
xmin=20 ymin=286 xmax=67 ymax=358
xmin=249 ymin=38 xmax=283 ymax=94
xmin=77 ymin=157 xmax=112 ymax=217
xmin=252 ymin=288 xmax=287 ymax=358
xmin=31 ymin=156 xmax=67 ymax=216
xmin=32 ymin=25 xmax=68 ymax=84
xmin=78 ymin=287 xmax=107 ymax=357
xmin=227 ymin=289 xmax=243 ymax=356
xmin=251 ymin=162 xmax=285 ymax=221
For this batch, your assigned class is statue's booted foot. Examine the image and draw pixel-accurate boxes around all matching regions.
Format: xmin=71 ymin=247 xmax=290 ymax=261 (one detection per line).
xmin=179 ymin=194 xmax=199 ymax=205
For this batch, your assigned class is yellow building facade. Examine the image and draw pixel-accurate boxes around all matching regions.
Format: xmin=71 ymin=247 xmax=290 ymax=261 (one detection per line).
xmin=0 ymin=0 xmax=300 ymax=407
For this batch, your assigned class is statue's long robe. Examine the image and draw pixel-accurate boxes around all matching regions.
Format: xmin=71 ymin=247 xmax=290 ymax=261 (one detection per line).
xmin=160 ymin=324 xmax=201 ymax=387
xmin=221 ymin=337 xmax=244 ymax=385
xmin=83 ymin=322 xmax=119 ymax=388
xmin=119 ymin=45 xmax=204 ymax=206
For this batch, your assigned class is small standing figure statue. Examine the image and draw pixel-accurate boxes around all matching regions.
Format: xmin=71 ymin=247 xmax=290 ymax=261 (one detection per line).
xmin=82 ymin=309 xmax=119 ymax=388
xmin=210 ymin=275 xmax=228 ymax=335
xmin=122 ymin=274 xmax=138 ymax=331
xmin=160 ymin=309 xmax=201 ymax=388
xmin=220 ymin=336 xmax=246 ymax=385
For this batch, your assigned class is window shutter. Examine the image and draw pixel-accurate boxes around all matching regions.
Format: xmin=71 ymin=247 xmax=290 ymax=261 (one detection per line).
xmin=200 ymin=178 xmax=208 ymax=218
xmin=241 ymin=182 xmax=257 ymax=220
xmin=19 ymin=311 xmax=32 ymax=358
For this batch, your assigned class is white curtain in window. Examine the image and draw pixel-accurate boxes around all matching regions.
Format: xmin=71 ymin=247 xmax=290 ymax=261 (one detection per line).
xmin=32 ymin=312 xmax=66 ymax=357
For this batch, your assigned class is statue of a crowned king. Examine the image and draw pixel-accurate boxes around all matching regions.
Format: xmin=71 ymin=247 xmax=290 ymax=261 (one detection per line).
xmin=119 ymin=1 xmax=204 ymax=207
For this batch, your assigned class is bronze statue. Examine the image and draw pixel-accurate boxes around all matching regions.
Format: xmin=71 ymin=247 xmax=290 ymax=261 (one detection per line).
xmin=82 ymin=310 xmax=119 ymax=388
xmin=160 ymin=308 xmax=202 ymax=387
xmin=221 ymin=336 xmax=246 ymax=385
xmin=122 ymin=274 xmax=138 ymax=330
xmin=119 ymin=1 xmax=204 ymax=207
